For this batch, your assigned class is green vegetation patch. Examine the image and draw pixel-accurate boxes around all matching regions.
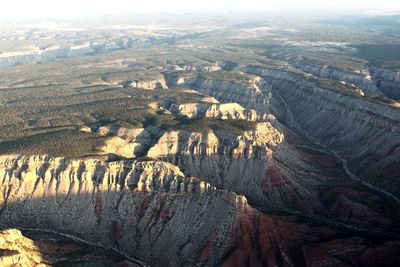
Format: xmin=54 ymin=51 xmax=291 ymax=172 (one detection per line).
xmin=161 ymin=117 xmax=257 ymax=136
xmin=0 ymin=129 xmax=107 ymax=158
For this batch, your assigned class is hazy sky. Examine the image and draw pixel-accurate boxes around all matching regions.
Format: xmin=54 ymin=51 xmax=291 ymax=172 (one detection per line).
xmin=2 ymin=0 xmax=400 ymax=20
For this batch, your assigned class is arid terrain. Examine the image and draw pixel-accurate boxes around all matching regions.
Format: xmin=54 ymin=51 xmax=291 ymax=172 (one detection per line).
xmin=0 ymin=12 xmax=400 ymax=266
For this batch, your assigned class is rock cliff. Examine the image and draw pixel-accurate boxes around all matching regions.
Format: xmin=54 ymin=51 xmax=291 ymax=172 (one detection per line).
xmin=0 ymin=229 xmax=48 ymax=267
xmin=234 ymin=66 xmax=400 ymax=189
xmin=1 ymin=154 xmax=398 ymax=266
xmin=169 ymin=102 xmax=268 ymax=121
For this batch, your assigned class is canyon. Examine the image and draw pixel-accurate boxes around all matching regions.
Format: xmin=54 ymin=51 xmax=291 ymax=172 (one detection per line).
xmin=0 ymin=12 xmax=400 ymax=267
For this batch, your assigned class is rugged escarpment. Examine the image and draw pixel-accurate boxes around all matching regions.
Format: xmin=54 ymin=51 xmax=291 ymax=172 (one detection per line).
xmin=288 ymin=60 xmax=381 ymax=96
xmin=144 ymin=116 xmax=400 ymax=231
xmin=146 ymin=122 xmax=285 ymax=190
xmin=92 ymin=103 xmax=272 ymax=159
xmin=96 ymin=125 xmax=161 ymax=158
xmin=0 ymin=155 xmax=247 ymax=266
xmin=164 ymin=65 xmax=400 ymax=233
xmin=129 ymin=78 xmax=168 ymax=90
xmin=370 ymin=66 xmax=400 ymax=100
xmin=0 ymin=155 xmax=213 ymax=196
xmin=1 ymin=66 xmax=400 ymax=265
xmin=1 ymin=154 xmax=399 ymax=267
xmin=199 ymin=66 xmax=400 ymax=191
xmin=144 ymin=122 xmax=343 ymax=218
xmin=166 ymin=72 xmax=273 ymax=113
xmin=1 ymin=16 xmax=400 ymax=267
xmin=169 ymin=102 xmax=268 ymax=121
xmin=289 ymin=60 xmax=400 ymax=100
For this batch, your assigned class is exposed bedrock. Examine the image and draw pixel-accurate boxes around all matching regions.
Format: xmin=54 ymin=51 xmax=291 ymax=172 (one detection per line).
xmin=0 ymin=131 xmax=399 ymax=265
xmin=0 ymin=155 xmax=246 ymax=266
xmin=370 ymin=66 xmax=400 ymax=100
xmin=169 ymin=102 xmax=268 ymax=121
xmin=0 ymin=228 xmax=143 ymax=267
xmin=288 ymin=60 xmax=382 ymax=96
xmin=166 ymin=73 xmax=273 ymax=113
xmin=222 ymin=66 xmax=400 ymax=192
xmin=168 ymin=65 xmax=400 ymax=225
xmin=147 ymin=125 xmax=278 ymax=185
xmin=145 ymin=124 xmax=315 ymax=210
xmin=0 ymin=228 xmax=49 ymax=267
xmin=145 ymin=122 xmax=400 ymax=238
xmin=1 ymin=155 xmax=399 ymax=267
xmin=1 ymin=63 xmax=400 ymax=266
xmin=96 ymin=125 xmax=161 ymax=158
xmin=290 ymin=61 xmax=400 ymax=100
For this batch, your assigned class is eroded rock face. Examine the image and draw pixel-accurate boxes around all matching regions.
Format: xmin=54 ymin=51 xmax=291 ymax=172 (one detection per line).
xmin=147 ymin=122 xmax=283 ymax=161
xmin=1 ymin=16 xmax=400 ymax=267
xmin=129 ymin=79 xmax=168 ymax=90
xmin=0 ymin=155 xmax=214 ymax=196
xmin=0 ymin=229 xmax=48 ymax=267
xmin=166 ymin=73 xmax=272 ymax=113
xmin=370 ymin=66 xmax=400 ymax=100
xmin=169 ymin=102 xmax=267 ymax=121
xmin=0 ymin=155 xmax=241 ymax=266
xmin=145 ymin=122 xmax=339 ymax=216
xmin=97 ymin=126 xmax=160 ymax=158
xmin=1 ymin=118 xmax=400 ymax=266
xmin=159 ymin=65 xmax=400 ymax=251
xmin=204 ymin=66 xmax=400 ymax=190
xmin=288 ymin=60 xmax=382 ymax=96
xmin=0 ymin=228 xmax=144 ymax=267
xmin=1 ymin=165 xmax=399 ymax=267
xmin=1 ymin=61 xmax=400 ymax=266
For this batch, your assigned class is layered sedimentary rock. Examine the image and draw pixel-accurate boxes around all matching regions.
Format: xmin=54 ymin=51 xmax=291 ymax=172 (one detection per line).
xmin=288 ymin=60 xmax=382 ymax=96
xmin=145 ymin=121 xmax=346 ymax=216
xmin=197 ymin=66 xmax=400 ymax=191
xmin=370 ymin=66 xmax=400 ymax=100
xmin=0 ymin=155 xmax=241 ymax=266
xmin=1 ymin=154 xmax=399 ymax=267
xmin=169 ymin=102 xmax=268 ymax=121
xmin=166 ymin=73 xmax=272 ymax=113
xmin=1 ymin=56 xmax=400 ymax=266
xmin=97 ymin=125 xmax=161 ymax=158
xmin=166 ymin=65 xmax=400 ymax=232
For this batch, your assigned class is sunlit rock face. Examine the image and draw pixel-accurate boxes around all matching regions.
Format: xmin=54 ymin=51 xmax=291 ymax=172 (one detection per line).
xmin=0 ymin=228 xmax=144 ymax=267
xmin=169 ymin=102 xmax=267 ymax=121
xmin=0 ymin=229 xmax=48 ymax=267
xmin=0 ymin=13 xmax=400 ymax=267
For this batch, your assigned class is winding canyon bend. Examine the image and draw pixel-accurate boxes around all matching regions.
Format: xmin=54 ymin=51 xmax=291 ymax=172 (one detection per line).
xmin=0 ymin=11 xmax=400 ymax=267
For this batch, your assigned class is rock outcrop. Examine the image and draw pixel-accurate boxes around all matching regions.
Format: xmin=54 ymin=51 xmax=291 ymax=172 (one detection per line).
xmin=0 ymin=228 xmax=144 ymax=267
xmin=129 ymin=78 xmax=168 ymax=90
xmin=236 ymin=66 xmax=400 ymax=189
xmin=163 ymin=65 xmax=400 ymax=235
xmin=2 ymin=18 xmax=400 ymax=267
xmin=370 ymin=66 xmax=400 ymax=100
xmin=288 ymin=60 xmax=382 ymax=96
xmin=0 ymin=229 xmax=48 ymax=267
xmin=169 ymin=102 xmax=268 ymax=121
xmin=97 ymin=125 xmax=160 ymax=158
xmin=166 ymin=73 xmax=273 ymax=113
xmin=0 ymin=155 xmax=275 ymax=266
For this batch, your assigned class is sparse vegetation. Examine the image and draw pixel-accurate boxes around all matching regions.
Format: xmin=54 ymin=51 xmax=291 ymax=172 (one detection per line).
xmin=0 ymin=13 xmax=399 ymax=160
